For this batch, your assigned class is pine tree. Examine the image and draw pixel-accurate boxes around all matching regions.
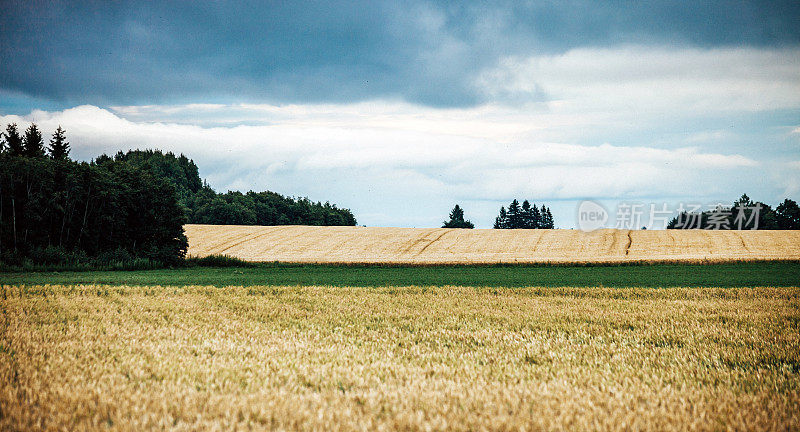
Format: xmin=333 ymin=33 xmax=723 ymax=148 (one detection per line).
xmin=494 ymin=206 xmax=508 ymax=229
xmin=23 ymin=124 xmax=46 ymax=158
xmin=4 ymin=123 xmax=24 ymax=156
xmin=531 ymin=204 xmax=541 ymax=229
xmin=48 ymin=126 xmax=70 ymax=160
xmin=507 ymin=199 xmax=521 ymax=229
xmin=521 ymin=200 xmax=533 ymax=228
xmin=538 ymin=206 xmax=546 ymax=228
xmin=442 ymin=204 xmax=474 ymax=228
xmin=540 ymin=206 xmax=554 ymax=229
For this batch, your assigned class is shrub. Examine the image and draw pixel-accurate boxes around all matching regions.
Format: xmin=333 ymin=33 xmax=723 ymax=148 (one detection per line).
xmin=185 ymin=254 xmax=254 ymax=267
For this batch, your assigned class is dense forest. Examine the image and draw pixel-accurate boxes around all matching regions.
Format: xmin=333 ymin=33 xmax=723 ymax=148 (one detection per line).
xmin=0 ymin=123 xmax=355 ymax=268
xmin=0 ymin=124 xmax=187 ymax=268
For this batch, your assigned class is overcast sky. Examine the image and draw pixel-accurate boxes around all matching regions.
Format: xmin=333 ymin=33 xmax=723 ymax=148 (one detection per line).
xmin=2 ymin=1 xmax=799 ymax=228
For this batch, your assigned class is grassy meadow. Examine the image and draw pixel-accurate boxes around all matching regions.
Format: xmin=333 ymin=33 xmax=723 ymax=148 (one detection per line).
xmin=1 ymin=284 xmax=799 ymax=430
xmin=2 ymin=260 xmax=799 ymax=287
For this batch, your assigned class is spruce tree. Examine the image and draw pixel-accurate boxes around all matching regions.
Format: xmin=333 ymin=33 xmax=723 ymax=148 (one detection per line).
xmin=4 ymin=123 xmax=24 ymax=156
xmin=521 ymin=200 xmax=533 ymax=228
xmin=507 ymin=199 xmax=521 ymax=229
xmin=540 ymin=206 xmax=554 ymax=229
xmin=532 ymin=204 xmax=541 ymax=229
xmin=494 ymin=206 xmax=508 ymax=229
xmin=23 ymin=124 xmax=46 ymax=158
xmin=48 ymin=125 xmax=70 ymax=160
xmin=442 ymin=204 xmax=474 ymax=228
xmin=538 ymin=205 xmax=546 ymax=228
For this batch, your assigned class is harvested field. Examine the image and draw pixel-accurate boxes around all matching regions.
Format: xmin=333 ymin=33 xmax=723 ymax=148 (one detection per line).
xmin=2 ymin=285 xmax=798 ymax=431
xmin=185 ymin=225 xmax=800 ymax=264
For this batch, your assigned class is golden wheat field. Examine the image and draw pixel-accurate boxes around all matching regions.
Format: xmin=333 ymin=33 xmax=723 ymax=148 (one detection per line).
xmin=1 ymin=284 xmax=798 ymax=431
xmin=185 ymin=225 xmax=800 ymax=264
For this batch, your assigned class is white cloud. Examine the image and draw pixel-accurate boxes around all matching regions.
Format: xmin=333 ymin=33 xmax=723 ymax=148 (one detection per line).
xmin=477 ymin=46 xmax=800 ymax=115
xmin=1 ymin=103 xmax=769 ymax=227
xmin=770 ymin=161 xmax=800 ymax=198
xmin=2 ymin=46 xmax=797 ymax=227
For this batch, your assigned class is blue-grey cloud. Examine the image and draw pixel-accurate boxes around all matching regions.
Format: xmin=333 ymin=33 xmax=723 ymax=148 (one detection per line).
xmin=2 ymin=0 xmax=799 ymax=108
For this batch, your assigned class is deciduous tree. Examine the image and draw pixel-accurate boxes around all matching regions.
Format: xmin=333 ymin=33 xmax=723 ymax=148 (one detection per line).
xmin=776 ymin=199 xmax=800 ymax=229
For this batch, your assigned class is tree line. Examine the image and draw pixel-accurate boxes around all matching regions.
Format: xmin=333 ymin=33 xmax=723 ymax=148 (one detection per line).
xmin=106 ymin=149 xmax=358 ymax=226
xmin=0 ymin=123 xmax=356 ymax=269
xmin=442 ymin=200 xmax=556 ymax=229
xmin=494 ymin=199 xmax=554 ymax=229
xmin=0 ymin=123 xmax=187 ymax=268
xmin=667 ymin=194 xmax=800 ymax=230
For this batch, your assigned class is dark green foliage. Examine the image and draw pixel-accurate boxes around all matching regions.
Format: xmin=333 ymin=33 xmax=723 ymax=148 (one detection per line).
xmin=667 ymin=193 xmax=793 ymax=230
xmin=494 ymin=206 xmax=508 ymax=229
xmin=193 ymin=193 xmax=257 ymax=225
xmin=541 ymin=206 xmax=554 ymax=229
xmin=507 ymin=199 xmax=522 ymax=228
xmin=494 ymin=200 xmax=555 ymax=229
xmin=48 ymin=126 xmax=70 ymax=160
xmin=4 ymin=262 xmax=799 ymax=288
xmin=775 ymin=199 xmax=800 ymax=229
xmin=0 ymin=126 xmax=356 ymax=269
xmin=0 ymin=119 xmax=362 ymax=271
xmin=4 ymin=123 xmax=25 ymax=156
xmin=0 ymin=245 xmax=161 ymax=271
xmin=442 ymin=204 xmax=474 ymax=228
xmin=23 ymin=124 xmax=46 ymax=158
xmin=110 ymin=149 xmax=357 ymax=226
xmin=187 ymin=190 xmax=357 ymax=226
xmin=520 ymin=200 xmax=534 ymax=228
xmin=185 ymin=254 xmax=255 ymax=267
xmin=104 ymin=149 xmax=202 ymax=201
xmin=532 ymin=204 xmax=541 ymax=228
xmin=0 ymin=153 xmax=188 ymax=267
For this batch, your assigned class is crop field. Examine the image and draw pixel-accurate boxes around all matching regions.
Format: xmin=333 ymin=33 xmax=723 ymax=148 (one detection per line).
xmin=1 ymin=284 xmax=798 ymax=431
xmin=185 ymin=225 xmax=800 ymax=265
xmin=3 ymin=228 xmax=799 ymax=430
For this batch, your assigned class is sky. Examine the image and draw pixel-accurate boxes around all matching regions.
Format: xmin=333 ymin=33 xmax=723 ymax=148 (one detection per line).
xmin=1 ymin=0 xmax=799 ymax=228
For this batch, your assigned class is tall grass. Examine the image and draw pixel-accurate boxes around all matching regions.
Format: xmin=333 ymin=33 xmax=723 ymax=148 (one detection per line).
xmin=0 ymin=246 xmax=165 ymax=272
xmin=184 ymin=254 xmax=254 ymax=267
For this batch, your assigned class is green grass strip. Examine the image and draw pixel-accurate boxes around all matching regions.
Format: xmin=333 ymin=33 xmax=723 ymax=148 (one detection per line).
xmin=2 ymin=261 xmax=798 ymax=288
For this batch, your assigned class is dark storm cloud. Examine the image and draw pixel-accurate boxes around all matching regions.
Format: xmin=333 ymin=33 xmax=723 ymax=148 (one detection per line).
xmin=2 ymin=0 xmax=799 ymax=107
